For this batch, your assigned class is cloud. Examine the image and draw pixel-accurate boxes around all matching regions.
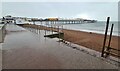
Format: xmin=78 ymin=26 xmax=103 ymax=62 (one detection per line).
xmin=74 ymin=14 xmax=90 ymax=19
xmin=2 ymin=2 xmax=118 ymax=21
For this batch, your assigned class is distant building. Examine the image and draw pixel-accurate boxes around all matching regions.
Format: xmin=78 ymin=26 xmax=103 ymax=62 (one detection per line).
xmin=15 ymin=18 xmax=25 ymax=24
xmin=4 ymin=15 xmax=14 ymax=23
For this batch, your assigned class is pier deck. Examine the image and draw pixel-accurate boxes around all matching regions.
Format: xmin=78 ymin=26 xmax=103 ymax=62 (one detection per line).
xmin=2 ymin=24 xmax=118 ymax=69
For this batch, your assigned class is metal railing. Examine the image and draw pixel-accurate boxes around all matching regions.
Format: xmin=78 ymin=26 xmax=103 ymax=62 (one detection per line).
xmin=101 ymin=17 xmax=120 ymax=58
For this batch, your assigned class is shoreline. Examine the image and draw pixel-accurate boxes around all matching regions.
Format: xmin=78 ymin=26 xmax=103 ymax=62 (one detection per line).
xmin=63 ymin=28 xmax=119 ymax=37
xmin=62 ymin=29 xmax=119 ymax=52
xmin=21 ymin=24 xmax=119 ymax=57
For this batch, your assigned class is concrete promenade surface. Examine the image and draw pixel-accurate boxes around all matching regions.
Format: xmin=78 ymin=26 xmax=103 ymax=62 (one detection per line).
xmin=2 ymin=24 xmax=118 ymax=69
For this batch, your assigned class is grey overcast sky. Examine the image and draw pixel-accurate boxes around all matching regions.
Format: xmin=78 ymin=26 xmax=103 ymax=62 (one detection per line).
xmin=1 ymin=2 xmax=118 ymax=21
xmin=1 ymin=0 xmax=119 ymax=2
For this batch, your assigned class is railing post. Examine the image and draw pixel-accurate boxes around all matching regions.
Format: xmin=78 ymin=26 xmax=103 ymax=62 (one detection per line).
xmin=45 ymin=21 xmax=46 ymax=36
xmin=101 ymin=17 xmax=110 ymax=57
xmin=51 ymin=21 xmax=53 ymax=35
xmin=106 ymin=24 xmax=114 ymax=57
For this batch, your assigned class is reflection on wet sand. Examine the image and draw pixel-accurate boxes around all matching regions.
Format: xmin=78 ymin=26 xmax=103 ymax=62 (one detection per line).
xmin=2 ymin=24 xmax=118 ymax=69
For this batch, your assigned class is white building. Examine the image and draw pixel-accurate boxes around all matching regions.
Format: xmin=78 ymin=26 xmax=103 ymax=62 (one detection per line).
xmin=15 ymin=18 xmax=25 ymax=24
xmin=4 ymin=15 xmax=14 ymax=23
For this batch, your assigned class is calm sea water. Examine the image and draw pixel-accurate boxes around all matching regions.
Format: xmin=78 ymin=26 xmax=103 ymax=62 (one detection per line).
xmin=33 ymin=21 xmax=119 ymax=36
xmin=63 ymin=21 xmax=119 ymax=36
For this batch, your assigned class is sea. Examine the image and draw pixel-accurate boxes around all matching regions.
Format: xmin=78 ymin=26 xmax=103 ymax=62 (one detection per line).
xmin=63 ymin=21 xmax=119 ymax=36
xmin=30 ymin=21 xmax=119 ymax=36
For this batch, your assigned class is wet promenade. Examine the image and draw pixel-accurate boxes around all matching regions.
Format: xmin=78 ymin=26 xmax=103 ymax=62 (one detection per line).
xmin=2 ymin=24 xmax=118 ymax=69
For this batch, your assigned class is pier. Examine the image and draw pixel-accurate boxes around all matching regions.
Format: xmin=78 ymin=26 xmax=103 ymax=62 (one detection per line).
xmin=30 ymin=19 xmax=96 ymax=25
xmin=36 ymin=20 xmax=83 ymax=24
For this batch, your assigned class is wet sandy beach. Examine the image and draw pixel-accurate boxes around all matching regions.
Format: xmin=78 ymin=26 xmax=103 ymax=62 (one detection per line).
xmin=2 ymin=24 xmax=118 ymax=69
